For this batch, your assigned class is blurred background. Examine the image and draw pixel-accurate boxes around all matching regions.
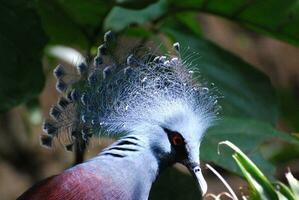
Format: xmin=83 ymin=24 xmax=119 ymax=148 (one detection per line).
xmin=1 ymin=0 xmax=299 ymax=199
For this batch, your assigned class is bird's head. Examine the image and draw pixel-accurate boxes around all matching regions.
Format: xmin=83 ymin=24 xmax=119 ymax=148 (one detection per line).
xmin=135 ymin=100 xmax=212 ymax=196
xmin=97 ymin=49 xmax=219 ymax=196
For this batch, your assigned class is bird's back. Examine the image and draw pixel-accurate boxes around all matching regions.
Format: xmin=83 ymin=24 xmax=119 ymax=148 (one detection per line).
xmin=18 ymin=163 xmax=128 ymax=200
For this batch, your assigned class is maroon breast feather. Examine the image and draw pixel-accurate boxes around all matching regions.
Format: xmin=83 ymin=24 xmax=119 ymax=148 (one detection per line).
xmin=17 ymin=166 xmax=126 ymax=200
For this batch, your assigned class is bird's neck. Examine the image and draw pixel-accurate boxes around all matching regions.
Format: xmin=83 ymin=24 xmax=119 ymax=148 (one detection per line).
xmin=89 ymin=134 xmax=161 ymax=199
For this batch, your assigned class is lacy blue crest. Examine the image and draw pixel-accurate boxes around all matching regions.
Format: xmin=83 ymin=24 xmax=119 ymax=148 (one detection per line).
xmin=41 ymin=31 xmax=220 ymax=152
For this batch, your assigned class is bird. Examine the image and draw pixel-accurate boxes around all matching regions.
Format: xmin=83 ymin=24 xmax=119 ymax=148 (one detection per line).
xmin=18 ymin=31 xmax=219 ymax=200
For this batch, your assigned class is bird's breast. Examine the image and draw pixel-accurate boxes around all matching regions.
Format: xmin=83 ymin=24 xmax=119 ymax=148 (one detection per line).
xmin=18 ymin=164 xmax=131 ymax=200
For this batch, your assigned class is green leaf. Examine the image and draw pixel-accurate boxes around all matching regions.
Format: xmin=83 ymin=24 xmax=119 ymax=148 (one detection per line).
xmin=269 ymin=144 xmax=299 ymax=164
xmin=286 ymin=171 xmax=299 ymax=199
xmin=0 ymin=0 xmax=47 ymax=112
xmin=162 ymin=30 xmax=297 ymax=177
xmin=276 ymin=182 xmax=296 ymax=200
xmin=116 ymin=0 xmax=160 ymax=9
xmin=201 ymin=117 xmax=296 ymax=177
xmin=54 ymin=0 xmax=113 ymax=28
xmin=37 ymin=0 xmax=113 ymax=49
xmin=150 ymin=167 xmax=201 ymax=200
xmin=175 ymin=12 xmax=202 ymax=37
xmin=104 ymin=0 xmax=166 ymax=32
xmin=235 ymin=154 xmax=278 ymax=200
xmin=277 ymin=89 xmax=299 ymax=131
xmin=167 ymin=0 xmax=299 ymax=46
xmin=233 ymin=154 xmax=266 ymax=200
xmin=221 ymin=141 xmax=278 ymax=200
xmin=37 ymin=0 xmax=86 ymax=48
xmin=165 ymin=30 xmax=278 ymax=123
xmin=293 ymin=133 xmax=299 ymax=142
xmin=276 ymin=192 xmax=289 ymax=200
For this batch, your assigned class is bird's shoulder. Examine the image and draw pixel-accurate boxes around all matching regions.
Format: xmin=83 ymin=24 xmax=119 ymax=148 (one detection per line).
xmin=17 ymin=165 xmax=106 ymax=200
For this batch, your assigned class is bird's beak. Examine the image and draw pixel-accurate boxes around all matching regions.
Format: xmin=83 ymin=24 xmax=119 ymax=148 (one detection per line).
xmin=184 ymin=161 xmax=207 ymax=196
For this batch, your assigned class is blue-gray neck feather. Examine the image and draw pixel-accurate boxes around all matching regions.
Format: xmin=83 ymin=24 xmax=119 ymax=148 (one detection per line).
xmin=84 ymin=134 xmax=160 ymax=200
xmin=39 ymin=31 xmax=219 ymax=199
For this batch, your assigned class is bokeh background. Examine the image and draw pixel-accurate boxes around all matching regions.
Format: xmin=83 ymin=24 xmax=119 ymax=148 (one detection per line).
xmin=1 ymin=0 xmax=299 ymax=199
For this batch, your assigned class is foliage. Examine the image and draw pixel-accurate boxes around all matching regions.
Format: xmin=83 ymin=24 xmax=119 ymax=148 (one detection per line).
xmin=215 ymin=141 xmax=299 ymax=200
xmin=1 ymin=0 xmax=299 ymax=199
xmin=168 ymin=0 xmax=299 ymax=46
xmin=0 ymin=0 xmax=47 ymax=112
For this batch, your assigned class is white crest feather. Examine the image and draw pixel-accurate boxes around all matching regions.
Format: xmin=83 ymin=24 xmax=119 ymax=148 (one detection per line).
xmin=41 ymin=33 xmax=220 ymax=150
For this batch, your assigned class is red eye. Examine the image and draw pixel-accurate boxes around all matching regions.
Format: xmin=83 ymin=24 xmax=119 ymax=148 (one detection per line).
xmin=171 ymin=134 xmax=183 ymax=146
xmin=163 ymin=128 xmax=185 ymax=146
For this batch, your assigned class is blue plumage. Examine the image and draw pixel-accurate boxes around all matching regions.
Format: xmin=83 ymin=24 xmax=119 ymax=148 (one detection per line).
xmin=57 ymin=96 xmax=70 ymax=109
xmin=40 ymin=134 xmax=53 ymax=147
xmin=49 ymin=105 xmax=62 ymax=120
xmin=41 ymin=31 xmax=219 ymax=154
xmin=55 ymin=80 xmax=67 ymax=93
xmin=15 ymin=31 xmax=224 ymax=200
xmin=42 ymin=121 xmax=57 ymax=136
xmin=53 ymin=64 xmax=65 ymax=78
xmin=77 ymin=63 xmax=88 ymax=75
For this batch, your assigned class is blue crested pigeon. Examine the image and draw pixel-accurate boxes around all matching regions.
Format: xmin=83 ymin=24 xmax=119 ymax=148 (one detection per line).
xmin=18 ymin=31 xmax=219 ymax=200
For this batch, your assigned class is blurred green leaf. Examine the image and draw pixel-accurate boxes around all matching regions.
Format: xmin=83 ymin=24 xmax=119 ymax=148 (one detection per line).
xmin=286 ymin=171 xmax=299 ymax=199
xmin=175 ymin=12 xmax=202 ymax=37
xmin=167 ymin=0 xmax=299 ymax=46
xmin=0 ymin=0 xmax=47 ymax=112
xmin=116 ymin=0 xmax=160 ymax=9
xmin=201 ymin=118 xmax=296 ymax=177
xmin=218 ymin=141 xmax=299 ymax=200
xmin=163 ymin=30 xmax=298 ymax=177
xmin=104 ymin=0 xmax=166 ymax=32
xmin=37 ymin=0 xmax=113 ymax=49
xmin=233 ymin=154 xmax=268 ymax=200
xmin=150 ymin=167 xmax=200 ymax=200
xmin=236 ymin=154 xmax=278 ymax=199
xmin=277 ymin=89 xmax=299 ymax=131
xmin=122 ymin=27 xmax=153 ymax=38
xmin=276 ymin=182 xmax=296 ymax=200
xmin=221 ymin=141 xmax=279 ymax=200
xmin=55 ymin=0 xmax=113 ymax=28
xmin=269 ymin=144 xmax=299 ymax=164
xmin=293 ymin=133 xmax=299 ymax=142
xmin=165 ymin=30 xmax=278 ymax=123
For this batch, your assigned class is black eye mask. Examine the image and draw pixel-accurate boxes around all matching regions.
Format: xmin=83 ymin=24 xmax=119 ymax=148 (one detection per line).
xmin=163 ymin=127 xmax=188 ymax=161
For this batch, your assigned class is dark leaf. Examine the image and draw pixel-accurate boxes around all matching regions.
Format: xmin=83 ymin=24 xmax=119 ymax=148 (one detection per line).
xmin=37 ymin=0 xmax=114 ymax=49
xmin=116 ymin=0 xmax=160 ymax=9
xmin=150 ymin=167 xmax=201 ymax=200
xmin=202 ymin=117 xmax=296 ymax=177
xmin=104 ymin=0 xmax=166 ymax=32
xmin=0 ymin=0 xmax=47 ymax=112
xmin=165 ymin=29 xmax=278 ymax=123
xmin=167 ymin=0 xmax=299 ymax=46
xmin=163 ymin=30 xmax=297 ymax=176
